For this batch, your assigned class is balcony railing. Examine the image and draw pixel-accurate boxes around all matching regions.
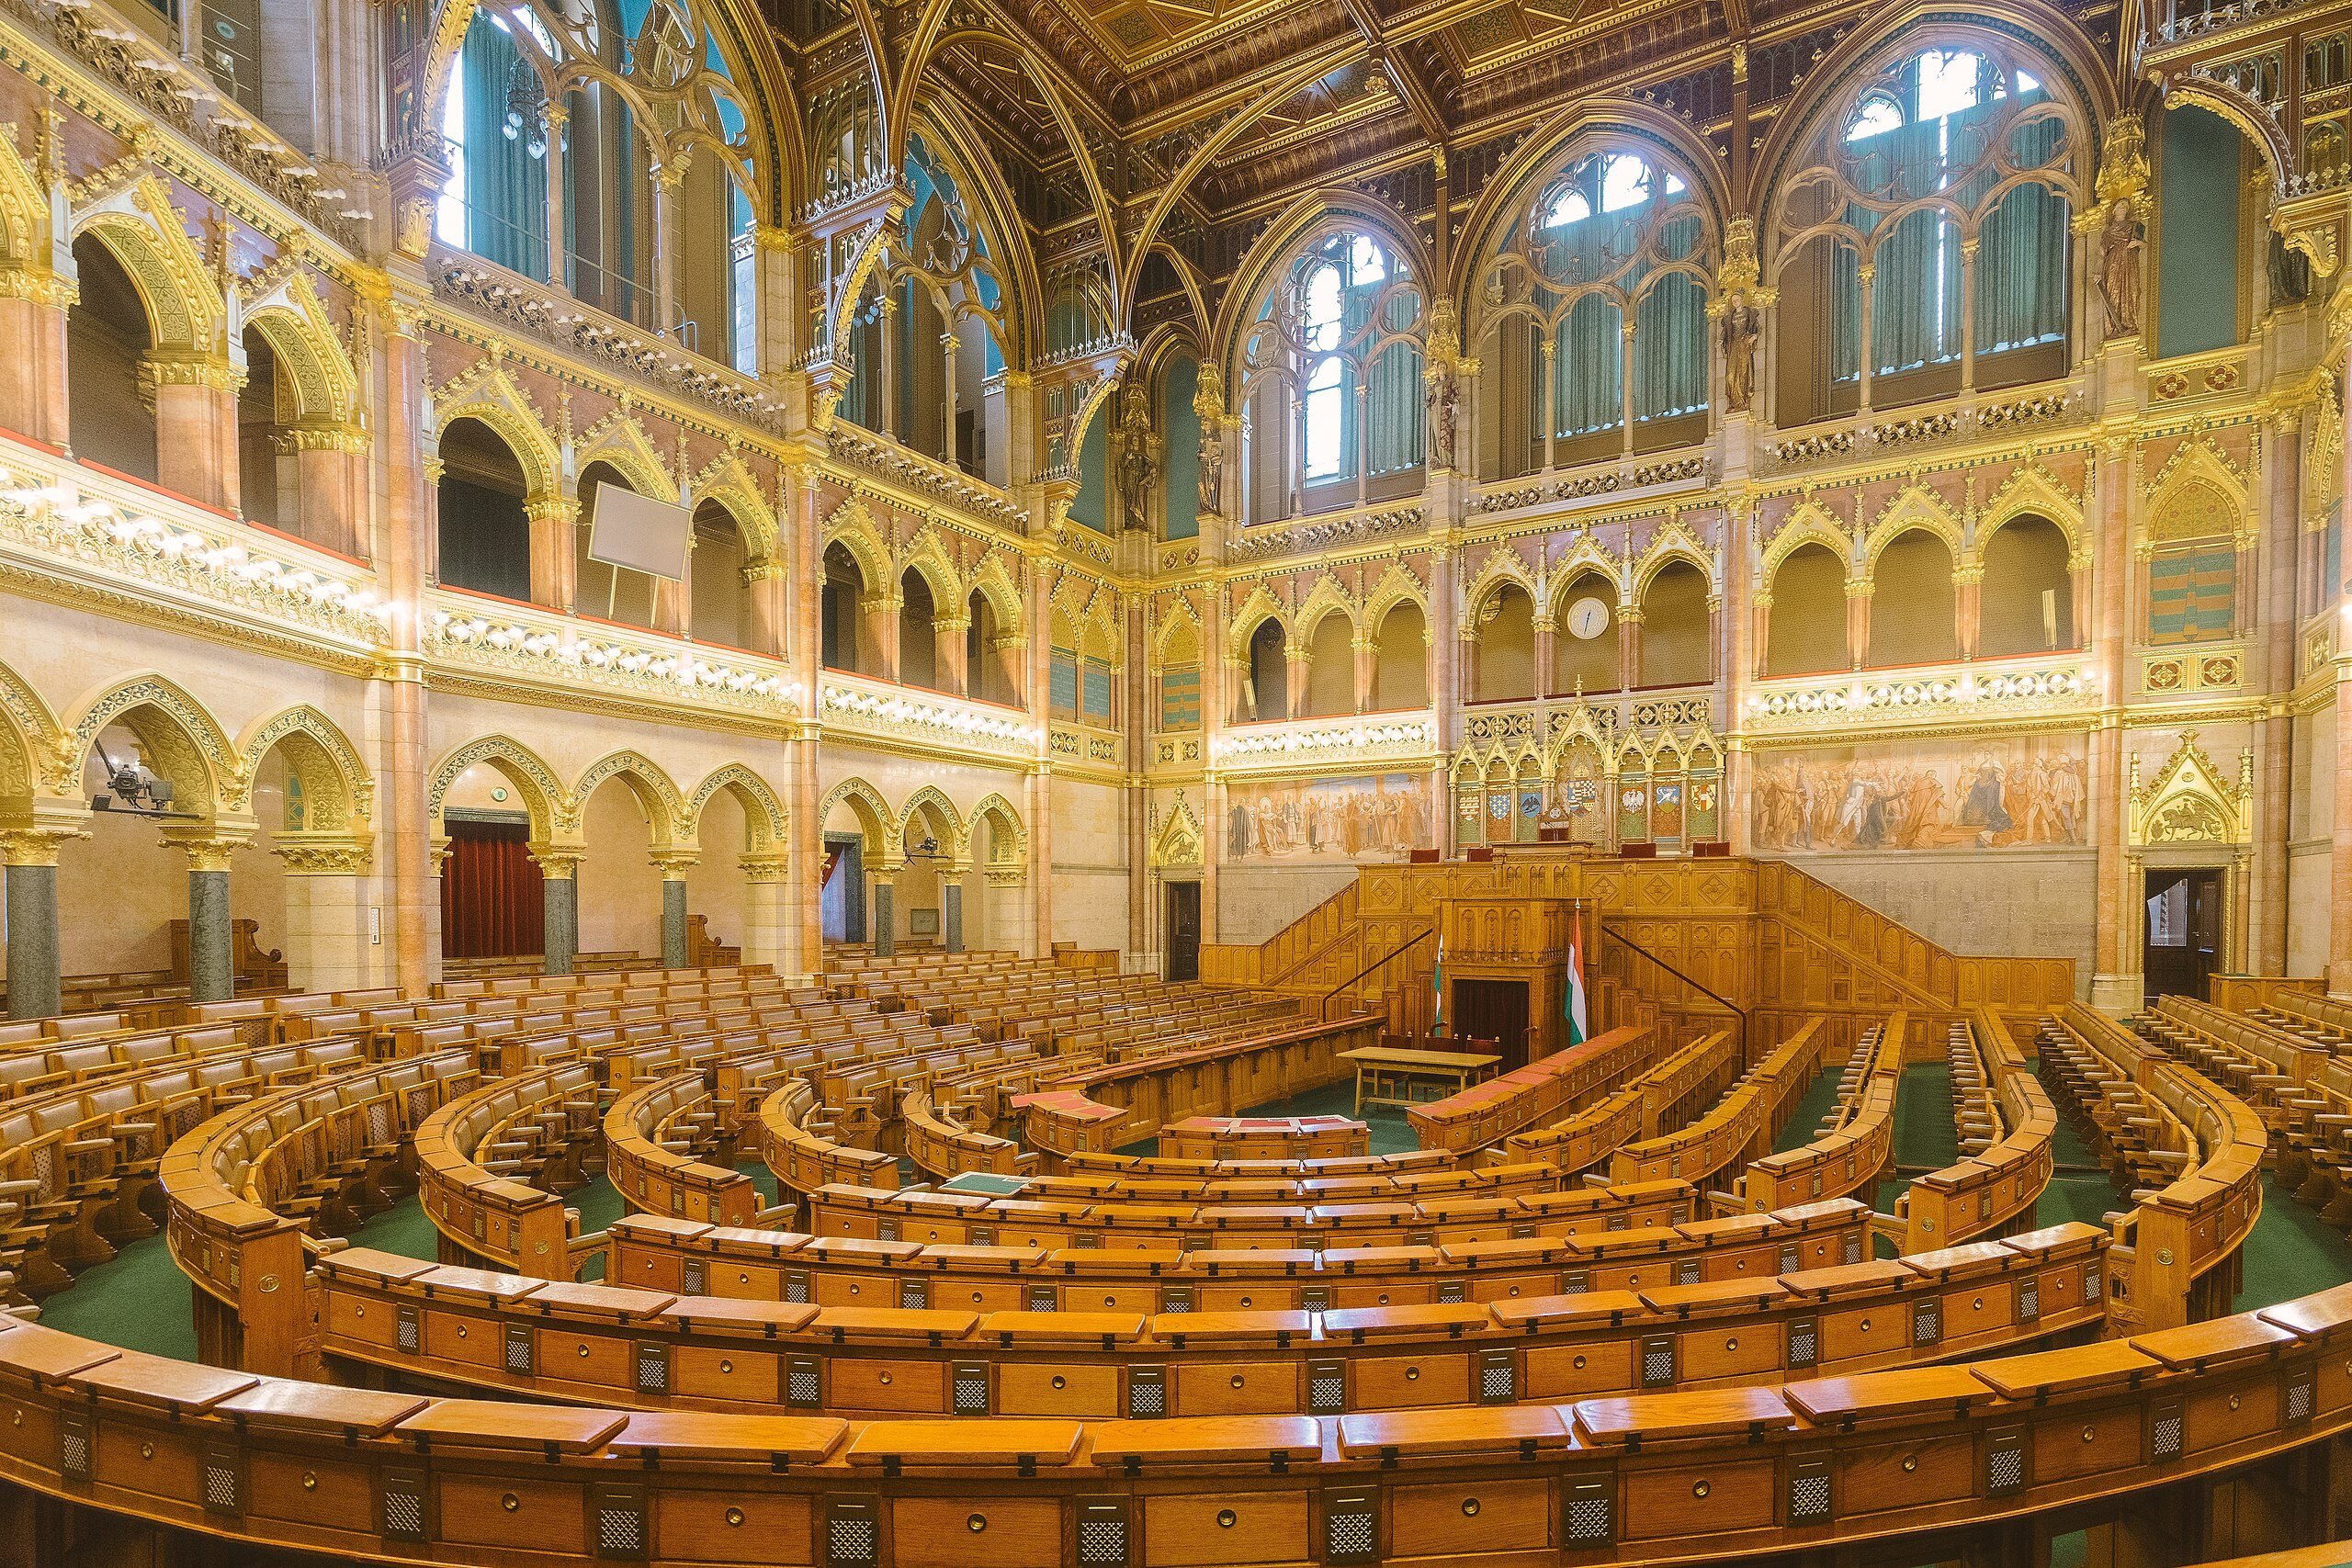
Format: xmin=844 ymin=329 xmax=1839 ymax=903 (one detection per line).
xmin=0 ymin=439 xmax=390 ymax=658
xmin=1742 ymin=656 xmax=2096 ymax=735
xmin=426 ymin=590 xmax=795 ymax=717
xmin=820 ymin=671 xmax=1041 ymax=762
xmin=1209 ymin=712 xmax=1441 ymax=773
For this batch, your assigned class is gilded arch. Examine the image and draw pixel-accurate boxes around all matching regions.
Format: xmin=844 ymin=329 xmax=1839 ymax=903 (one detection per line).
xmin=432 ymin=359 xmax=564 ymax=502
xmin=1977 ymin=468 xmax=2087 ymax=564
xmin=1226 ymin=585 xmax=1290 ymax=665
xmin=821 ymin=502 xmax=895 ymax=594
xmin=687 ymin=763 xmax=788 ymax=858
xmin=688 ymin=454 xmax=780 ymax=561
xmin=1862 ymin=486 xmax=1967 ymax=571
xmin=0 ymin=120 xmax=52 ymax=280
xmin=64 ymin=674 xmax=240 ymax=819
xmin=967 ymin=792 xmax=1027 ymax=876
xmin=1759 ymin=504 xmax=1854 ymax=581
xmin=67 ymin=175 xmax=225 ymax=355
xmin=571 ymin=750 xmax=690 ymax=852
xmin=1211 ymin=187 xmax=1434 ymax=389
xmin=967 ymin=552 xmax=1026 ymax=642
xmin=819 ymin=777 xmax=898 ymax=860
xmin=237 ymin=706 xmax=375 ymax=835
xmin=574 ymin=412 xmax=680 ymax=503
xmin=0 ymin=656 xmax=70 ymax=801
xmin=898 ymin=784 xmax=967 ymax=863
xmin=236 ymin=269 xmax=361 ymax=426
xmin=425 ymin=735 xmax=566 ymax=842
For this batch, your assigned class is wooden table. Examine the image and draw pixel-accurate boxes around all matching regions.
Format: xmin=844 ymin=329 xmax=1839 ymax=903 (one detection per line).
xmin=1340 ymin=1046 xmax=1500 ymax=1114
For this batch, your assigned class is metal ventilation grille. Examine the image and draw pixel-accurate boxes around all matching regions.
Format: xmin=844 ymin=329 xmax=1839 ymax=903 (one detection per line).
xmin=504 ymin=1323 xmax=534 ymax=1374
xmin=682 ymin=1259 xmax=706 ymax=1295
xmin=1566 ymin=1482 xmax=1612 ymax=1544
xmin=785 ymin=1270 xmax=810 ymax=1304
xmin=1911 ymin=1301 xmax=1941 ymax=1346
xmin=1077 ymin=1503 xmax=1131 ymax=1567
xmin=1786 ymin=1318 xmax=1817 ymax=1369
xmin=1127 ymin=1369 xmax=1166 ymax=1417
xmin=1675 ymin=1258 xmax=1702 ymax=1285
xmin=1324 ymin=1495 xmax=1377 ymax=1564
xmin=395 ymin=1305 xmax=419 ymax=1354
xmin=2288 ymin=1374 xmax=2315 ymax=1423
xmin=1842 ymin=1232 xmax=1863 ymax=1266
xmin=898 ymin=1279 xmax=929 ymax=1310
xmin=202 ymin=1456 xmax=240 ymax=1514
xmin=786 ymin=1359 xmax=821 ymax=1407
xmin=1641 ymin=1337 xmax=1675 ymax=1388
xmin=953 ymin=1363 xmax=989 ymax=1414
xmin=596 ymin=1491 xmax=646 ymax=1560
xmin=1788 ymin=1460 xmax=1831 ymax=1525
xmin=634 ymin=1343 xmax=669 ymax=1395
xmin=2018 ymin=1279 xmax=2040 ymax=1320
xmin=381 ymin=1473 xmax=427 ymax=1541
xmin=1478 ymin=1352 xmax=1515 ymax=1404
xmin=2151 ymin=1408 xmax=2183 ymax=1461
xmin=2084 ymin=1264 xmax=2103 ymax=1301
xmin=1309 ymin=1362 xmax=1346 ymax=1414
xmin=826 ymin=1517 xmax=877 ymax=1568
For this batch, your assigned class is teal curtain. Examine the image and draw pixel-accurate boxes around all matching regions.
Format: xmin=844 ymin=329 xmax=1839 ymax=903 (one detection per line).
xmin=2157 ymin=105 xmax=2245 ymax=357
xmin=1161 ymin=356 xmax=1201 ymax=540
xmin=1976 ymin=181 xmax=2069 ymax=352
xmin=1555 ymin=296 xmax=1623 ymax=435
xmin=1069 ymin=408 xmax=1108 ymax=531
xmin=1634 ymin=276 xmax=1708 ymax=421
xmin=1871 ymin=209 xmax=1960 ymax=373
xmin=459 ymin=15 xmax=548 ymax=278
xmin=1364 ymin=341 xmax=1423 ymax=476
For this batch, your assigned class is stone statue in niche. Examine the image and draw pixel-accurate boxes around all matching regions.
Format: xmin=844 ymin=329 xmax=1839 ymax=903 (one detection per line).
xmin=2098 ymin=200 xmax=2146 ymax=338
xmin=1720 ymin=298 xmax=1760 ymax=413
xmin=1116 ymin=399 xmax=1154 ymax=530
xmin=1426 ymin=369 xmax=1459 ymax=470
xmin=1196 ymin=423 xmax=1223 ymax=514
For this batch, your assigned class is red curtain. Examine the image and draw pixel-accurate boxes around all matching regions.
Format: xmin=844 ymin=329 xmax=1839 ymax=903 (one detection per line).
xmin=441 ymin=821 xmax=545 ymax=958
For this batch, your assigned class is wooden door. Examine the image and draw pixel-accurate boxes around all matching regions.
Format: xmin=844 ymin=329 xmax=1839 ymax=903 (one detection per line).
xmin=1166 ymin=882 xmax=1201 ymax=982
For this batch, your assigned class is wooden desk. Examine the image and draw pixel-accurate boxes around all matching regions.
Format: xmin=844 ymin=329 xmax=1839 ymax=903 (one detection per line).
xmin=1342 ymin=1046 xmax=1500 ymax=1114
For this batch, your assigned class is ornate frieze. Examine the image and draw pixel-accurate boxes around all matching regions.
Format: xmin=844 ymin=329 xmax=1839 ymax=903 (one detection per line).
xmin=1746 ymin=660 xmax=2096 ymax=738
xmin=820 ymin=673 xmax=1041 ymax=763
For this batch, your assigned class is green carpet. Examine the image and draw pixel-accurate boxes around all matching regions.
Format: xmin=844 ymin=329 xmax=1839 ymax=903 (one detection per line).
xmin=2233 ymin=1172 xmax=2352 ymax=1313
xmin=37 ymin=1227 xmax=197 ymax=1360
xmin=2033 ymin=1091 xmax=2121 ymax=1233
xmin=1773 ymin=1064 xmax=1846 ymax=1155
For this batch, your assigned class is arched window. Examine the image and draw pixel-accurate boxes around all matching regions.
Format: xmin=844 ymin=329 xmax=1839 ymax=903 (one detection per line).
xmin=1773 ymin=40 xmax=2076 ymax=423
xmin=437 ymin=0 xmax=760 ymax=365
xmin=1373 ymin=603 xmax=1429 ymax=710
xmin=1473 ymin=586 xmax=1537 ymax=702
xmin=899 ymin=570 xmax=939 ymax=690
xmin=66 ymin=235 xmax=158 ymax=484
xmin=820 ymin=543 xmax=865 ymax=671
xmin=437 ymin=9 xmax=552 ymax=280
xmin=1237 ymin=227 xmax=1423 ymax=523
xmin=2145 ymin=480 xmax=2241 ymax=644
xmin=689 ymin=502 xmax=752 ymax=649
xmin=1243 ymin=618 xmax=1288 ymax=722
xmin=1301 ymin=613 xmax=1355 ymax=717
xmin=1640 ymin=560 xmax=1713 ymax=685
xmin=969 ymin=591 xmax=1017 ymax=706
xmin=840 ymin=136 xmax=1011 ymax=486
xmin=236 ymin=326 xmax=292 ymax=530
xmin=1475 ymin=149 xmax=1710 ymax=479
xmin=1766 ymin=543 xmax=1849 ymax=675
xmin=1868 ymin=532 xmax=1959 ymax=666
xmin=1979 ymin=515 xmax=2075 ymax=655
xmin=435 ymin=417 xmax=534 ymax=602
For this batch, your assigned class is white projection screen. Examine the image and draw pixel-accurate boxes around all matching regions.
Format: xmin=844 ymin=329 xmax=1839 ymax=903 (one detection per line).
xmin=586 ymin=482 xmax=693 ymax=581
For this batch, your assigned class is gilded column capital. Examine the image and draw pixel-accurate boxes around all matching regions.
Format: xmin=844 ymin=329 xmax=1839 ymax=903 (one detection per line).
xmin=530 ymin=848 xmax=585 ymax=881
xmin=649 ymin=850 xmax=702 ymax=879
xmin=273 ymin=833 xmax=377 ymax=875
xmin=0 ymin=824 xmax=87 ymax=867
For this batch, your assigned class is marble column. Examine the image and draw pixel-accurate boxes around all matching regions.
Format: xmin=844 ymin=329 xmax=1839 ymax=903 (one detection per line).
xmin=871 ymin=869 xmax=896 ymax=957
xmin=653 ymin=852 xmax=696 ymax=968
xmin=179 ymin=837 xmax=238 ymax=1004
xmin=2334 ymin=668 xmax=2352 ymax=996
xmin=2254 ymin=410 xmax=2301 ymax=976
xmin=535 ymin=851 xmax=582 ymax=976
xmin=944 ymin=877 xmax=965 ymax=953
xmin=1 ymin=828 xmax=75 ymax=1019
xmin=529 ymin=497 xmax=579 ymax=612
xmin=0 ymin=280 xmax=73 ymax=450
xmin=2088 ymin=436 xmax=2138 ymax=1011
xmin=149 ymin=356 xmax=240 ymax=513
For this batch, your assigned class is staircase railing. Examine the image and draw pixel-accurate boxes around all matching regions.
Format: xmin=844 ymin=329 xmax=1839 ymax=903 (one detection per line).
xmin=1600 ymin=919 xmax=1747 ymax=1061
xmin=1321 ymin=928 xmax=1437 ymax=1033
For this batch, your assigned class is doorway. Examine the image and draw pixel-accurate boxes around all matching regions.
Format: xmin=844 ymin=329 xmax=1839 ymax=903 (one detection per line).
xmin=440 ymin=817 xmax=544 ymax=959
xmin=1453 ymin=978 xmax=1532 ymax=1070
xmin=2143 ymin=868 xmax=2222 ymax=1001
xmin=820 ymin=834 xmax=865 ymax=944
xmin=1165 ymin=881 xmax=1201 ymax=982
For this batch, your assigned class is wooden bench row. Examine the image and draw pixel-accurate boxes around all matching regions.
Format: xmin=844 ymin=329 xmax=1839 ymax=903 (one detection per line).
xmin=1409 ymin=1024 xmax=1658 ymax=1155
xmin=1897 ymin=1010 xmax=2058 ymax=1253
xmin=312 ymin=1218 xmax=2109 ymax=1420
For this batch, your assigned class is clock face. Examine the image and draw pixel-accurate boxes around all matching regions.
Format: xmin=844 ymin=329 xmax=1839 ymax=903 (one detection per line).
xmin=1566 ymin=597 xmax=1611 ymax=640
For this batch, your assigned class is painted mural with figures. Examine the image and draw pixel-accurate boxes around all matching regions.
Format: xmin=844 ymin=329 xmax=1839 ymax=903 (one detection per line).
xmin=1752 ymin=736 xmax=2087 ymax=852
xmin=1228 ymin=775 xmax=1435 ymax=858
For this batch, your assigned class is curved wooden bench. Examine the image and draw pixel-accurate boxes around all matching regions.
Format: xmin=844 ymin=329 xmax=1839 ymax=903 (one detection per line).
xmin=2041 ymin=1004 xmax=2266 ymax=1327
xmin=1160 ymin=1115 xmax=1370 ymax=1162
xmin=315 ymin=1219 xmax=2109 ymax=1418
xmin=17 ymin=1268 xmax=2352 ymax=1565
xmin=1899 ymin=1010 xmax=2056 ymax=1252
xmin=599 ymin=1188 xmax=1866 ymax=1314
xmin=1736 ymin=1013 xmax=1905 ymax=1212
xmin=1410 ymin=1024 xmax=1658 ymax=1154
xmin=763 ymin=1079 xmax=900 ymax=1194
xmin=604 ymin=1071 xmax=763 ymax=1228
xmin=1013 ymin=1015 xmax=1382 ymax=1162
xmin=413 ymin=1061 xmax=602 ymax=1278
xmin=1608 ymin=1021 xmax=1829 ymax=1195
xmin=901 ymin=1087 xmax=1030 ymax=1180
xmin=160 ymin=1048 xmax=479 ymax=1373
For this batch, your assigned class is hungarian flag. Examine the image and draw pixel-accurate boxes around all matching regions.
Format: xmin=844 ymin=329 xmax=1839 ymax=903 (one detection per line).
xmin=1564 ymin=933 xmax=1589 ymax=1046
xmin=1431 ymin=935 xmax=1445 ymax=1033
